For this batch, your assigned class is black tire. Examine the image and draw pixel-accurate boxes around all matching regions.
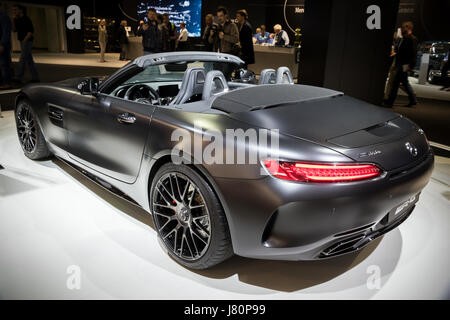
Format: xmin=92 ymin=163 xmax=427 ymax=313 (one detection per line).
xmin=15 ymin=99 xmax=51 ymax=160
xmin=150 ymin=163 xmax=233 ymax=269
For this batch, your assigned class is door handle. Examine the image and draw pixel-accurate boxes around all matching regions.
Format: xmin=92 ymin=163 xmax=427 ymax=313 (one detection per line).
xmin=117 ymin=112 xmax=136 ymax=124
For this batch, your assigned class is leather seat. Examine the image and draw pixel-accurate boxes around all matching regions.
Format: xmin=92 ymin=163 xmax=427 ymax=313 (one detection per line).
xmin=258 ymin=68 xmax=276 ymax=84
xmin=276 ymin=67 xmax=294 ymax=84
xmin=202 ymin=70 xmax=229 ymax=100
xmin=170 ymin=67 xmax=206 ymax=105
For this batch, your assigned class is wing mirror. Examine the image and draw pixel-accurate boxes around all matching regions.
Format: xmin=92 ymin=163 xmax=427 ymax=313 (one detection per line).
xmin=78 ymin=77 xmax=99 ymax=95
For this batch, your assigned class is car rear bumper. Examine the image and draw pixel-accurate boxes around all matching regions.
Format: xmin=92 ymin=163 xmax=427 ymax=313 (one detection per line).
xmin=216 ymin=151 xmax=434 ymax=260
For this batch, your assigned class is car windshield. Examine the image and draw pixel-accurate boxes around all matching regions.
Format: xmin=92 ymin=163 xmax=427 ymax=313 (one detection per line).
xmin=123 ymin=60 xmax=240 ymax=85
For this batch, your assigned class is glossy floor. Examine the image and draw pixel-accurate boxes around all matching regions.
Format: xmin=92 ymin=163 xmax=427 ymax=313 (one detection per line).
xmin=0 ymin=111 xmax=449 ymax=299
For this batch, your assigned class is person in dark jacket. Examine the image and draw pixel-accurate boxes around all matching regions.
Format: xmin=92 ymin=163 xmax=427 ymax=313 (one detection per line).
xmin=157 ymin=14 xmax=169 ymax=52
xmin=12 ymin=4 xmax=39 ymax=83
xmin=137 ymin=8 xmax=162 ymax=54
xmin=118 ymin=20 xmax=129 ymax=60
xmin=235 ymin=9 xmax=255 ymax=68
xmin=0 ymin=9 xmax=12 ymax=89
xmin=202 ymin=14 xmax=217 ymax=51
xmin=273 ymin=24 xmax=290 ymax=46
xmin=385 ymin=21 xmax=418 ymax=107
xmin=163 ymin=13 xmax=177 ymax=52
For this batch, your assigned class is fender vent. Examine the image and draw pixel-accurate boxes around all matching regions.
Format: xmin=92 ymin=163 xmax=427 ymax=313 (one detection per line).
xmin=48 ymin=105 xmax=64 ymax=127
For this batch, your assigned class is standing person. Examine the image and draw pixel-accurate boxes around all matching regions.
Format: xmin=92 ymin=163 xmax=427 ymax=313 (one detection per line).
xmin=202 ymin=14 xmax=217 ymax=51
xmin=157 ymin=14 xmax=169 ymax=52
xmin=137 ymin=8 xmax=161 ymax=55
xmin=118 ymin=20 xmax=129 ymax=61
xmin=177 ymin=22 xmax=188 ymax=51
xmin=214 ymin=7 xmax=239 ymax=55
xmin=98 ymin=19 xmax=107 ymax=62
xmin=385 ymin=21 xmax=418 ymax=107
xmin=235 ymin=9 xmax=254 ymax=68
xmin=273 ymin=24 xmax=289 ymax=46
xmin=12 ymin=5 xmax=39 ymax=83
xmin=163 ymin=13 xmax=177 ymax=52
xmin=0 ymin=9 xmax=12 ymax=89
xmin=212 ymin=7 xmax=239 ymax=78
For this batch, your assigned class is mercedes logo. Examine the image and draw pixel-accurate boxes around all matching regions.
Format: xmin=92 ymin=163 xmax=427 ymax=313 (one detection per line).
xmin=405 ymin=142 xmax=418 ymax=157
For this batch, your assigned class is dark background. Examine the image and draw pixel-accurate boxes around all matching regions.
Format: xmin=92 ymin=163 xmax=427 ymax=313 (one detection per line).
xmin=7 ymin=0 xmax=448 ymax=52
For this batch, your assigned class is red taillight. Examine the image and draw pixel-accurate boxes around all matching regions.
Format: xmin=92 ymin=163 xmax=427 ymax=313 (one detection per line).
xmin=263 ymin=159 xmax=382 ymax=182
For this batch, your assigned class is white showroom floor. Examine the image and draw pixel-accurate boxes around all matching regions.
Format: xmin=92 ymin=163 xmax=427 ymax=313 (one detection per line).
xmin=0 ymin=110 xmax=449 ymax=300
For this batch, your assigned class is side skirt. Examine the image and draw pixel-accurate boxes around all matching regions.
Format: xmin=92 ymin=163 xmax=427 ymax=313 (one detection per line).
xmin=56 ymin=156 xmax=142 ymax=208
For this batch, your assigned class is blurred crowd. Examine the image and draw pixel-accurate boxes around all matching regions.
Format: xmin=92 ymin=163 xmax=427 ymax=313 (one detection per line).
xmin=0 ymin=4 xmax=39 ymax=89
xmin=134 ymin=6 xmax=292 ymax=68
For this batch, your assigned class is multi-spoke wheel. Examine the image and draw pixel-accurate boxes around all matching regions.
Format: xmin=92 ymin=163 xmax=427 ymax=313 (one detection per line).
xmin=151 ymin=163 xmax=233 ymax=269
xmin=15 ymin=100 xmax=51 ymax=160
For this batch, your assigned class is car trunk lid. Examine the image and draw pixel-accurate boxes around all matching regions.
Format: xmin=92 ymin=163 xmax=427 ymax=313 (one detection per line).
xmin=216 ymin=85 xmax=428 ymax=170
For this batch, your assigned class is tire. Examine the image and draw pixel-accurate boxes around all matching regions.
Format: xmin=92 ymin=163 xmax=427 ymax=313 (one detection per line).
xmin=150 ymin=163 xmax=233 ymax=269
xmin=15 ymin=100 xmax=51 ymax=160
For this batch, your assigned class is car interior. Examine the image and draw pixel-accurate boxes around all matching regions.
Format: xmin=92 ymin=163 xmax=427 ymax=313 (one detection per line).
xmin=109 ymin=61 xmax=294 ymax=113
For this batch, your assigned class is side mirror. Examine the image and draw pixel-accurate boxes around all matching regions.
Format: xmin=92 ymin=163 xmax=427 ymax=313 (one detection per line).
xmin=78 ymin=78 xmax=99 ymax=95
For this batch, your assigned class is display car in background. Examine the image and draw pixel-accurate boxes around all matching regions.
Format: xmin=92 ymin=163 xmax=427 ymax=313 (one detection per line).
xmin=413 ymin=41 xmax=450 ymax=83
xmin=14 ymin=52 xmax=434 ymax=269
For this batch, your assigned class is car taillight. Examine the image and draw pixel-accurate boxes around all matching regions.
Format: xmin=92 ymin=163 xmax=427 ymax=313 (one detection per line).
xmin=263 ymin=159 xmax=382 ymax=182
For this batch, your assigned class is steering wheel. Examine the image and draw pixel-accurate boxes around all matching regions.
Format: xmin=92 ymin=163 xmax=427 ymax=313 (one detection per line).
xmin=124 ymin=84 xmax=160 ymax=103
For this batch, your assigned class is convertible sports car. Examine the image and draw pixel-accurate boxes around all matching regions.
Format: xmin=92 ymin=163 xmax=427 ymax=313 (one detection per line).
xmin=15 ymin=52 xmax=433 ymax=269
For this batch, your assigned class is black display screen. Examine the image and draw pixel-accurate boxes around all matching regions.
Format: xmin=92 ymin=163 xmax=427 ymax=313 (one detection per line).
xmin=158 ymin=84 xmax=179 ymax=98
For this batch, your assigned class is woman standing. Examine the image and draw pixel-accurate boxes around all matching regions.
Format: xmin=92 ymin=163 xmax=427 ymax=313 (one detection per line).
xmin=98 ymin=19 xmax=107 ymax=62
xmin=177 ymin=22 xmax=188 ymax=51
xmin=236 ymin=10 xmax=255 ymax=68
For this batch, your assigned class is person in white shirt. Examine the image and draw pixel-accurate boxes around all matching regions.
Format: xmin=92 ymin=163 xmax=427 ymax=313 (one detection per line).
xmin=177 ymin=22 xmax=188 ymax=51
xmin=273 ymin=24 xmax=289 ymax=46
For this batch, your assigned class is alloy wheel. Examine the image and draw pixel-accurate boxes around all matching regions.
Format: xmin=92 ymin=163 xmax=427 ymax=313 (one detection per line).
xmin=16 ymin=104 xmax=37 ymax=153
xmin=152 ymin=172 xmax=211 ymax=261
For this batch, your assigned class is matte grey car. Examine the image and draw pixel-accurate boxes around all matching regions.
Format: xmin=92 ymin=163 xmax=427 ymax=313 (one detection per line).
xmin=14 ymin=52 xmax=434 ymax=269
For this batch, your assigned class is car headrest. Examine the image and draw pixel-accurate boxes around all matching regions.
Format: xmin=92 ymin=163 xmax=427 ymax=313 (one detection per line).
xmin=170 ymin=67 xmax=206 ymax=105
xmin=202 ymin=70 xmax=229 ymax=100
xmin=258 ymin=68 xmax=276 ymax=84
xmin=276 ymin=67 xmax=294 ymax=84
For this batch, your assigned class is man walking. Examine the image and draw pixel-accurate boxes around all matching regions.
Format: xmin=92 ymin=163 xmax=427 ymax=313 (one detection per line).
xmin=12 ymin=4 xmax=39 ymax=83
xmin=137 ymin=8 xmax=162 ymax=55
xmin=385 ymin=21 xmax=418 ymax=107
xmin=0 ymin=9 xmax=12 ymax=89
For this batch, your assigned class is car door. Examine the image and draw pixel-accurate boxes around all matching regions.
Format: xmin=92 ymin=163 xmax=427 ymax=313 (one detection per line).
xmin=65 ymin=92 xmax=155 ymax=183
